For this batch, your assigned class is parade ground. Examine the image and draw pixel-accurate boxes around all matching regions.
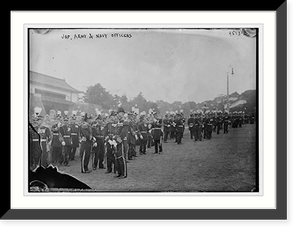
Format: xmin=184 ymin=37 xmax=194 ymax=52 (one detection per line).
xmin=55 ymin=123 xmax=257 ymax=192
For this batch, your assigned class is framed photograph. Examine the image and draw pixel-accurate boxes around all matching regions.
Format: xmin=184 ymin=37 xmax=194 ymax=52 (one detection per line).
xmin=6 ymin=2 xmax=286 ymax=219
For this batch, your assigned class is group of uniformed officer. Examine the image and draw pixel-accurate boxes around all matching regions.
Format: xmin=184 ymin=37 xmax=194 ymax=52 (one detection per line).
xmin=29 ymin=105 xmax=253 ymax=180
xmin=162 ymin=112 xmax=186 ymax=144
xmin=29 ymin=106 xmax=167 ymax=179
xmin=186 ymin=110 xmax=251 ymax=142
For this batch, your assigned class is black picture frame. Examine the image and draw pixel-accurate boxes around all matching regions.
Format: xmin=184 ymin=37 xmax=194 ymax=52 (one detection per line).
xmin=4 ymin=1 xmax=287 ymax=220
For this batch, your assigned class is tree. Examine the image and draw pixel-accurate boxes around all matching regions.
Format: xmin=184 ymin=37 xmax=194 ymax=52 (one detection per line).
xmin=131 ymin=92 xmax=148 ymax=111
xmin=84 ymin=83 xmax=114 ymax=109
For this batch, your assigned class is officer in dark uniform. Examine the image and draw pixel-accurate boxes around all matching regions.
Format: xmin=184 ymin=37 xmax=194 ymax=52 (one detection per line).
xmin=50 ymin=122 xmax=63 ymax=164
xmin=70 ymin=116 xmax=80 ymax=161
xmin=29 ymin=115 xmax=44 ymax=170
xmin=114 ymin=107 xmax=128 ymax=178
xmin=232 ymin=111 xmax=237 ymax=128
xmin=250 ymin=112 xmax=255 ymax=124
xmin=92 ymin=115 xmax=106 ymax=170
xmin=207 ymin=115 xmax=214 ymax=139
xmin=175 ymin=114 xmax=184 ymax=144
xmin=223 ymin=111 xmax=229 ymax=134
xmin=127 ymin=112 xmax=139 ymax=160
xmin=196 ymin=113 xmax=204 ymax=141
xmin=36 ymin=116 xmax=51 ymax=167
xmin=202 ymin=114 xmax=207 ymax=139
xmin=238 ymin=111 xmax=243 ymax=127
xmin=138 ymin=115 xmax=148 ymax=155
xmin=215 ymin=111 xmax=221 ymax=135
xmin=79 ymin=114 xmax=94 ymax=173
xmin=59 ymin=117 xmax=72 ymax=166
xmin=151 ymin=118 xmax=163 ymax=153
xmin=187 ymin=113 xmax=194 ymax=140
xmin=104 ymin=111 xmax=117 ymax=174
xmin=170 ymin=113 xmax=176 ymax=140
xmin=163 ymin=114 xmax=171 ymax=142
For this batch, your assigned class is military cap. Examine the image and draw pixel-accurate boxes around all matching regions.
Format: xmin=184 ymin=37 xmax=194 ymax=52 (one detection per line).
xmin=95 ymin=114 xmax=102 ymax=120
xmin=110 ymin=110 xmax=116 ymax=116
xmin=83 ymin=113 xmax=93 ymax=121
xmin=33 ymin=115 xmax=44 ymax=122
xmin=117 ymin=106 xmax=125 ymax=113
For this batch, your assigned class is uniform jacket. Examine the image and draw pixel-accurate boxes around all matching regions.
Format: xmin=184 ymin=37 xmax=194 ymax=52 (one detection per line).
xmin=138 ymin=122 xmax=148 ymax=140
xmin=80 ymin=122 xmax=92 ymax=141
xmin=92 ymin=123 xmax=105 ymax=138
xmin=176 ymin=118 xmax=185 ymax=133
xmin=38 ymin=125 xmax=51 ymax=143
xmin=103 ymin=122 xmax=116 ymax=139
xmin=151 ymin=127 xmax=163 ymax=140
xmin=51 ymin=125 xmax=62 ymax=148
xmin=60 ymin=124 xmax=72 ymax=146
xmin=223 ymin=116 xmax=229 ymax=124
xmin=163 ymin=118 xmax=171 ymax=132
xmin=127 ymin=121 xmax=138 ymax=145
xmin=118 ymin=120 xmax=130 ymax=140
xmin=170 ymin=119 xmax=176 ymax=132
xmin=29 ymin=125 xmax=42 ymax=158
xmin=70 ymin=123 xmax=80 ymax=147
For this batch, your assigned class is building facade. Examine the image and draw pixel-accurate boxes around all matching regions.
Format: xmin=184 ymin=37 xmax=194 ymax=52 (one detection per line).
xmin=29 ymin=71 xmax=81 ymax=116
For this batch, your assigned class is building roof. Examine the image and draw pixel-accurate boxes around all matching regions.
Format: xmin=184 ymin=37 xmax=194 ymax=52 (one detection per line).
xmin=229 ymin=91 xmax=240 ymax=97
xmin=30 ymin=71 xmax=81 ymax=93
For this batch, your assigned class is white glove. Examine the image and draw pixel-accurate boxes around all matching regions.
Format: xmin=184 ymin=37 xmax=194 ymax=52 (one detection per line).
xmin=62 ymin=141 xmax=66 ymax=146
xmin=112 ymin=140 xmax=117 ymax=147
xmin=135 ymin=135 xmax=138 ymax=140
xmin=93 ymin=142 xmax=97 ymax=147
xmin=108 ymin=139 xmax=113 ymax=146
xmin=140 ymin=135 xmax=143 ymax=140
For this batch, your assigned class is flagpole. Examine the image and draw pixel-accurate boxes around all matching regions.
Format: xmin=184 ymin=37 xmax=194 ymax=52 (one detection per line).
xmin=227 ymin=72 xmax=230 ymax=113
xmin=226 ymin=67 xmax=234 ymax=113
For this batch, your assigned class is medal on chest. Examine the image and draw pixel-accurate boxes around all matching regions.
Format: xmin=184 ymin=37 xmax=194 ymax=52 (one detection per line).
xmin=38 ymin=128 xmax=46 ymax=134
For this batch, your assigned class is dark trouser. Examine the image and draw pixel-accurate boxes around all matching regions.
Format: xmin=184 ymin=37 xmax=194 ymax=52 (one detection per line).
xmin=106 ymin=143 xmax=115 ymax=173
xmin=69 ymin=146 xmax=77 ymax=160
xmin=61 ymin=145 xmax=71 ymax=165
xmin=128 ymin=143 xmax=136 ymax=160
xmin=41 ymin=142 xmax=48 ymax=167
xmin=80 ymin=141 xmax=92 ymax=173
xmin=176 ymin=132 xmax=183 ymax=144
xmin=206 ymin=124 xmax=213 ymax=139
xmin=52 ymin=146 xmax=62 ymax=163
xmin=216 ymin=123 xmax=220 ymax=134
xmin=147 ymin=137 xmax=152 ymax=148
xmin=30 ymin=143 xmax=41 ymax=170
xmin=189 ymin=129 xmax=193 ymax=139
xmin=115 ymin=143 xmax=127 ymax=177
xmin=224 ymin=123 xmax=229 ymax=133
xmin=170 ymin=130 xmax=175 ymax=139
xmin=139 ymin=139 xmax=147 ymax=154
xmin=195 ymin=128 xmax=202 ymax=141
xmin=93 ymin=137 xmax=105 ymax=169
xmin=203 ymin=126 xmax=207 ymax=138
xmin=164 ymin=130 xmax=169 ymax=142
xmin=31 ymin=153 xmax=40 ymax=170
xmin=193 ymin=128 xmax=199 ymax=141
xmin=198 ymin=129 xmax=202 ymax=141
xmin=154 ymin=140 xmax=162 ymax=153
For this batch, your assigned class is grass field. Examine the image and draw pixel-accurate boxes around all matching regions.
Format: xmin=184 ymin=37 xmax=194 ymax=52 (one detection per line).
xmin=55 ymin=123 xmax=257 ymax=192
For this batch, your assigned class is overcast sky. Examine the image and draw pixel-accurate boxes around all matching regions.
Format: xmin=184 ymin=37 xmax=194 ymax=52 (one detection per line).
xmin=29 ymin=28 xmax=256 ymax=103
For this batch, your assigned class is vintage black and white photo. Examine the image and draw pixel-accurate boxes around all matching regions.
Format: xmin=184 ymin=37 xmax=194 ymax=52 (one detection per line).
xmin=28 ymin=28 xmax=258 ymax=192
